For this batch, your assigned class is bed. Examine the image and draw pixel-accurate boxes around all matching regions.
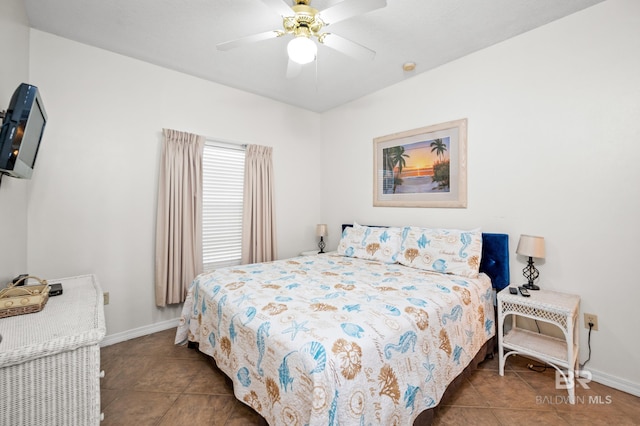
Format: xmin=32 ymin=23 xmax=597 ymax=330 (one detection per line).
xmin=175 ymin=224 xmax=509 ymax=425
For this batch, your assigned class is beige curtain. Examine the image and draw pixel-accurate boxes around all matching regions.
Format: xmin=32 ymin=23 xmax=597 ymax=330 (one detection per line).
xmin=155 ymin=129 xmax=204 ymax=306
xmin=241 ymin=144 xmax=277 ymax=264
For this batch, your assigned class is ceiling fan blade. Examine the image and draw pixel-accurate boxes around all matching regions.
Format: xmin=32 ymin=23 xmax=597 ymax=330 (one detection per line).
xmin=319 ymin=0 xmax=387 ymax=25
xmin=286 ymin=60 xmax=303 ymax=79
xmin=217 ymin=30 xmax=282 ymax=51
xmin=260 ymin=0 xmax=294 ymax=17
xmin=320 ymin=33 xmax=375 ymax=61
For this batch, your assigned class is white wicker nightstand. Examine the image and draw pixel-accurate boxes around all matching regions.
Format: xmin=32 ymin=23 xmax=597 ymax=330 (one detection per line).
xmin=497 ymin=287 xmax=580 ymax=403
xmin=300 ymin=250 xmax=336 ymax=256
xmin=0 ymin=274 xmax=106 ymax=425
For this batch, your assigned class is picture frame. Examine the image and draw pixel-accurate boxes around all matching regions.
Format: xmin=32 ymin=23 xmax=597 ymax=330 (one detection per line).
xmin=373 ymin=118 xmax=467 ymax=208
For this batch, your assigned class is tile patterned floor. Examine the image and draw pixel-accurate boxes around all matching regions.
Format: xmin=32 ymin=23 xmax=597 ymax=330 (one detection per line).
xmin=100 ymin=328 xmax=640 ymax=425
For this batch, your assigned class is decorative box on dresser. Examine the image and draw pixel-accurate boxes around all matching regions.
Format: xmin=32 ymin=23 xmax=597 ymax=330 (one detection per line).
xmin=0 ymin=274 xmax=106 ymax=425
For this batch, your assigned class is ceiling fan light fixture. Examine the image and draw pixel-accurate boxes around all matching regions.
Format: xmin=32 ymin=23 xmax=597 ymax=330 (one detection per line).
xmin=287 ymin=36 xmax=317 ymax=65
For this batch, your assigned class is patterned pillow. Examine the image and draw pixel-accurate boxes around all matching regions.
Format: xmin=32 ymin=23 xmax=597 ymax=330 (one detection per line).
xmin=398 ymin=226 xmax=482 ymax=277
xmin=337 ymin=223 xmax=402 ymax=264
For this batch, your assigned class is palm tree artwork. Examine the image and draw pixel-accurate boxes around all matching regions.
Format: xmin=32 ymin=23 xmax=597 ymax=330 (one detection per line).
xmin=375 ymin=119 xmax=465 ymax=206
xmin=430 ymin=138 xmax=450 ymax=190
xmin=382 ymin=146 xmax=410 ymax=194
xmin=430 ymin=139 xmax=447 ymax=161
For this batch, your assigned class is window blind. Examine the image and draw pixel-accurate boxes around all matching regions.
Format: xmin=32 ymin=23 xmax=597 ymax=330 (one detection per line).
xmin=202 ymin=142 xmax=245 ymax=272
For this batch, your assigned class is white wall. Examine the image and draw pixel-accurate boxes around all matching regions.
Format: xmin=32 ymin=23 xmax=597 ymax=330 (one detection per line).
xmin=320 ymin=0 xmax=640 ymax=393
xmin=0 ymin=0 xmax=30 ymax=285
xmin=27 ymin=31 xmax=322 ymax=336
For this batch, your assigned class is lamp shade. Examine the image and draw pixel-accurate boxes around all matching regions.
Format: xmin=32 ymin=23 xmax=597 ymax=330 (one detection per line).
xmin=516 ymin=234 xmax=545 ymax=258
xmin=287 ymin=36 xmax=317 ymax=64
xmin=316 ymin=224 xmax=328 ymax=237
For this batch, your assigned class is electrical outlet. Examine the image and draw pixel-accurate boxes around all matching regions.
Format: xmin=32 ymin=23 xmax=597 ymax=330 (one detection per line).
xmin=584 ymin=313 xmax=598 ymax=331
xmin=103 ymin=292 xmax=110 ymax=305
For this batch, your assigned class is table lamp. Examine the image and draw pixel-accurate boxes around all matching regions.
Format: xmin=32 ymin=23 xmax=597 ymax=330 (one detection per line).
xmin=316 ymin=224 xmax=327 ymax=254
xmin=516 ymin=234 xmax=545 ymax=290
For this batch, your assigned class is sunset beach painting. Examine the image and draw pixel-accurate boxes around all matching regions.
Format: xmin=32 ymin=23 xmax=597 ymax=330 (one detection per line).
xmin=373 ymin=118 xmax=467 ymax=208
xmin=382 ymin=137 xmax=451 ymax=195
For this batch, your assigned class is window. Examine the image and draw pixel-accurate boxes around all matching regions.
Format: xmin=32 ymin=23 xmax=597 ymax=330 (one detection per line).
xmin=202 ymin=142 xmax=245 ymax=272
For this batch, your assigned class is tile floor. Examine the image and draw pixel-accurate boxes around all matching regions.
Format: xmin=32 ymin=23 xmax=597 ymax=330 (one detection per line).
xmin=100 ymin=328 xmax=640 ymax=425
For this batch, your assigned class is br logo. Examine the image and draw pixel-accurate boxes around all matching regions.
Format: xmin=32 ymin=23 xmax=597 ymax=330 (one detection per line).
xmin=556 ymin=370 xmax=592 ymax=390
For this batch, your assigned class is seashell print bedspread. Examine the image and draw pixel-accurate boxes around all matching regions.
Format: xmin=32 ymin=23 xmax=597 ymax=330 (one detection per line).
xmin=175 ymin=254 xmax=495 ymax=425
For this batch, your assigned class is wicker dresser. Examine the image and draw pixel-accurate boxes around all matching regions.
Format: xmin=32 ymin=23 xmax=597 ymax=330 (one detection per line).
xmin=0 ymin=274 xmax=106 ymax=425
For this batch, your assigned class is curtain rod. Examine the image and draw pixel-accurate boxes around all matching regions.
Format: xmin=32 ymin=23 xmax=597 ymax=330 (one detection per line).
xmin=205 ymin=137 xmax=248 ymax=151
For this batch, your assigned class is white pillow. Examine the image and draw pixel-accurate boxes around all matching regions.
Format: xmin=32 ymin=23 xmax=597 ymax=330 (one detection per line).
xmin=337 ymin=223 xmax=402 ymax=264
xmin=398 ymin=226 xmax=482 ymax=277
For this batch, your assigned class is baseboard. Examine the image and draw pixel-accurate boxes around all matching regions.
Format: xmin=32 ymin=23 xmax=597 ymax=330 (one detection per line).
xmin=100 ymin=317 xmax=179 ymax=347
xmin=588 ymin=367 xmax=640 ymax=397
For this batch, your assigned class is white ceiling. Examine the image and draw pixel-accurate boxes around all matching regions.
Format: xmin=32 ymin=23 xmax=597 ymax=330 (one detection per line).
xmin=24 ymin=0 xmax=604 ymax=113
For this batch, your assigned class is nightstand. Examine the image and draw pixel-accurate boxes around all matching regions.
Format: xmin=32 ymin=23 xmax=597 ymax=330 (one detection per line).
xmin=300 ymin=250 xmax=336 ymax=256
xmin=497 ymin=288 xmax=580 ymax=403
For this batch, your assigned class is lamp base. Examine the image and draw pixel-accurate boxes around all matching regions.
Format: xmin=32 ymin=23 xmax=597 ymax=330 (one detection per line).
xmin=522 ymin=257 xmax=540 ymax=291
xmin=318 ymin=236 xmax=326 ymax=254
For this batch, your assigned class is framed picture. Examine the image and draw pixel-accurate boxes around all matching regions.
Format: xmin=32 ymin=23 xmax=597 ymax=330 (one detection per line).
xmin=373 ymin=118 xmax=467 ymax=208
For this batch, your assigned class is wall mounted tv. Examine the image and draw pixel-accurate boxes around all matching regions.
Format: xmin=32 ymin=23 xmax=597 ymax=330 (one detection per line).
xmin=0 ymin=83 xmax=48 ymax=179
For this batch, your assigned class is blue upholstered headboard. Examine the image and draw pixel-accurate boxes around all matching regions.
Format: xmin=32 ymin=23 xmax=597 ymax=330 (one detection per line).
xmin=340 ymin=224 xmax=510 ymax=290
xmin=478 ymin=233 xmax=510 ymax=290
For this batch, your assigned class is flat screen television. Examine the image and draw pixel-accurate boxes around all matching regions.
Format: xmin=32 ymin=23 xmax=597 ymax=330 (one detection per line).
xmin=0 ymin=83 xmax=47 ymax=179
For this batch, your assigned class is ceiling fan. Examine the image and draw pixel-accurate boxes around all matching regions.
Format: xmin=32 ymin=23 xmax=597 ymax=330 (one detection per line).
xmin=217 ymin=0 xmax=387 ymax=78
